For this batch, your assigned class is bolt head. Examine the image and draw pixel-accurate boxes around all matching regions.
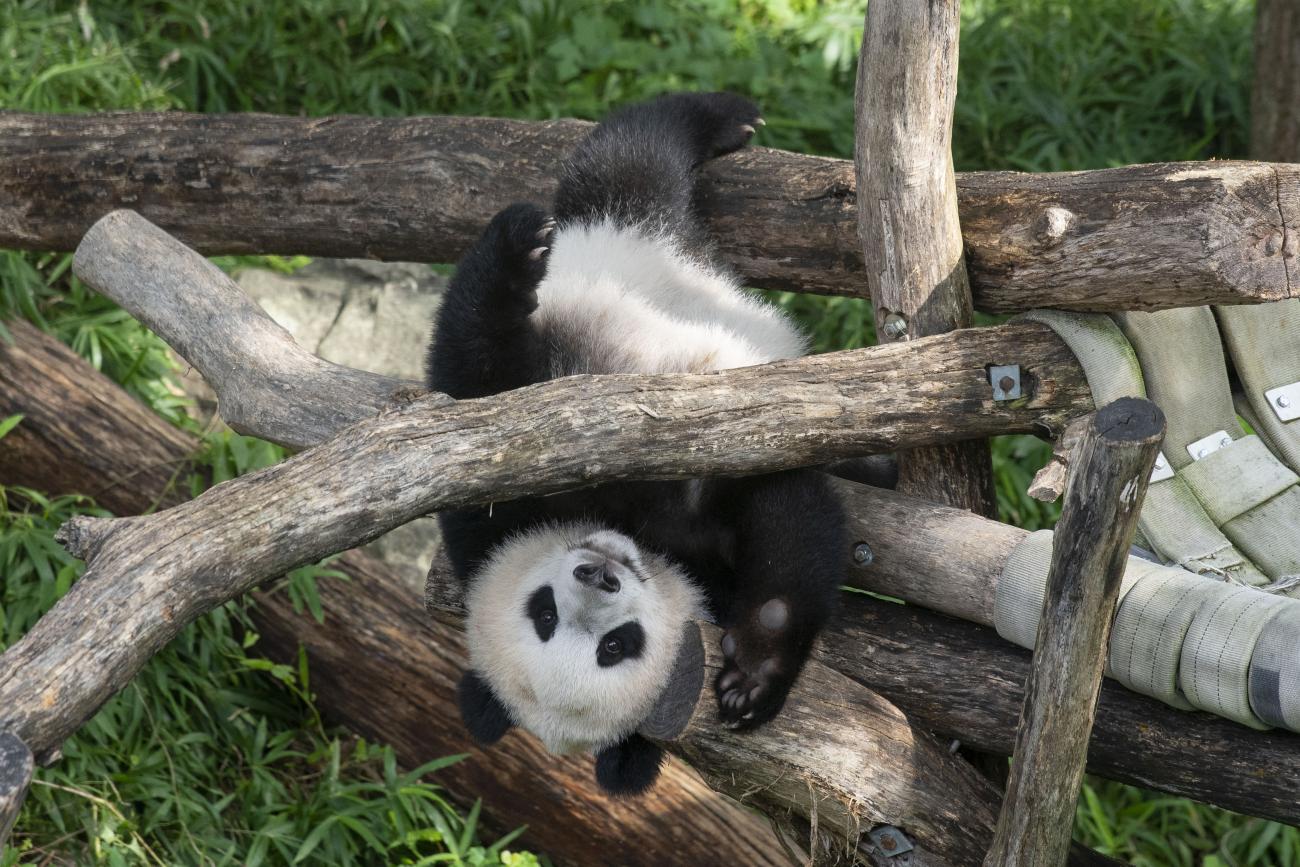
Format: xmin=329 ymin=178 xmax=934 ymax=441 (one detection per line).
xmin=999 ymin=376 xmax=1016 ymax=392
xmin=1220 ymin=436 xmax=1232 ymax=448
xmin=1197 ymin=448 xmax=1208 ymax=459
xmin=1279 ymin=395 xmax=1292 ymax=409
xmin=853 ymin=542 xmax=874 ymax=566
xmin=1154 ymin=457 xmax=1165 ymax=470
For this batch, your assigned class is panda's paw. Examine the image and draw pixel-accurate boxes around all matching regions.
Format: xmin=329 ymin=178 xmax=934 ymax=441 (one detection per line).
xmin=482 ymin=203 xmax=554 ymax=304
xmin=714 ymin=598 xmax=799 ymax=729
xmin=679 ymin=92 xmax=764 ymax=159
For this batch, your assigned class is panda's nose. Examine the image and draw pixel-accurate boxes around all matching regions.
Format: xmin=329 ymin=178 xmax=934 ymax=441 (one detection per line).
xmin=574 ymin=562 xmax=620 ymax=593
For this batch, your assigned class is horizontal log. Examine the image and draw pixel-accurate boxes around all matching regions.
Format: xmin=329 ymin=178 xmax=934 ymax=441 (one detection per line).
xmin=0 ymin=322 xmax=796 ymax=867
xmin=74 ymin=211 xmax=1091 ymax=455
xmin=1 ymin=112 xmax=1294 ymax=311
xmin=822 ymin=594 xmax=1300 ymax=830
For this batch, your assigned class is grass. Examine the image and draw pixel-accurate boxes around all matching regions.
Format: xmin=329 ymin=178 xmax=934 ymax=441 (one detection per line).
xmin=0 ymin=0 xmax=1287 ymax=864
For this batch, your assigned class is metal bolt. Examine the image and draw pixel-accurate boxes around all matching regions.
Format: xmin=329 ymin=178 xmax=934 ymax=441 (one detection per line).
xmin=880 ymin=835 xmax=898 ymax=852
xmin=881 ymin=313 xmax=908 ymax=340
xmin=1220 ymin=436 xmax=1232 ymax=448
xmin=1279 ymin=395 xmax=1292 ymax=409
xmin=853 ymin=542 xmax=874 ymax=566
xmin=1197 ymin=448 xmax=1209 ymax=459
xmin=999 ymin=376 xmax=1016 ymax=393
xmin=1154 ymin=457 xmax=1165 ymax=470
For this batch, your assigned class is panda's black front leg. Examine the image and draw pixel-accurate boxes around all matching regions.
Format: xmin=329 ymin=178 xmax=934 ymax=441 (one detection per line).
xmin=426 ymin=203 xmax=554 ymax=400
xmin=713 ymin=470 xmax=846 ymax=729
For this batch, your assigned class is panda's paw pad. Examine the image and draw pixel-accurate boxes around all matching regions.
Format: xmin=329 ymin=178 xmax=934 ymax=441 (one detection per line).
xmin=715 ymin=648 xmax=794 ymax=729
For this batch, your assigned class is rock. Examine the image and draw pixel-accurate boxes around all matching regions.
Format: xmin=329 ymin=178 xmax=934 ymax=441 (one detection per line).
xmin=224 ymin=258 xmax=449 ymax=589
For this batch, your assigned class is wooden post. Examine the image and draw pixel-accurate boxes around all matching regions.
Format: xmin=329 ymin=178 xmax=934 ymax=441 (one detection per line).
xmin=984 ymin=398 xmax=1165 ymax=867
xmin=0 ymin=733 xmax=33 ymax=846
xmin=855 ymin=0 xmax=994 ymax=514
xmin=1251 ymin=0 xmax=1300 ymax=161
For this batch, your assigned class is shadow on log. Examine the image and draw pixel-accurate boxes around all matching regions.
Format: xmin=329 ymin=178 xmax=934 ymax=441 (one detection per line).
xmin=0 ymin=113 xmax=1295 ymax=310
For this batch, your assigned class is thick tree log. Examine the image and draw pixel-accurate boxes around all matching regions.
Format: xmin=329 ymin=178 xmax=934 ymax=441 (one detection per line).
xmin=5 ymin=325 xmax=1297 ymax=842
xmin=73 ymin=211 xmax=1091 ymax=455
xmin=0 ymin=324 xmax=796 ymax=866
xmin=0 ymin=319 xmax=196 ymax=514
xmin=1252 ymin=0 xmax=1300 ymax=162
xmin=0 ymin=733 xmax=32 ymax=846
xmin=985 ymin=399 xmax=1164 ymax=867
xmin=855 ymin=0 xmax=994 ymax=516
xmin=0 ymin=112 xmax=1295 ymax=310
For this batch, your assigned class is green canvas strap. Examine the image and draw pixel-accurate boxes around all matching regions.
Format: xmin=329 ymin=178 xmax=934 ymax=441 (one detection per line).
xmin=995 ymin=529 xmax=1300 ymax=732
xmin=1113 ymin=308 xmax=1300 ymax=582
xmin=1020 ymin=310 xmax=1266 ymax=583
xmin=1215 ymin=300 xmax=1300 ymax=474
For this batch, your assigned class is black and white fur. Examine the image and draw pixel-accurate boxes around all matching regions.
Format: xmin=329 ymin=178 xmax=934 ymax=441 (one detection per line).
xmin=428 ymin=93 xmax=847 ymax=796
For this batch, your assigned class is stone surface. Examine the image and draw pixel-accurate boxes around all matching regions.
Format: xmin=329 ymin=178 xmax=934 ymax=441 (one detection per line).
xmin=235 ymin=258 xmax=447 ymax=587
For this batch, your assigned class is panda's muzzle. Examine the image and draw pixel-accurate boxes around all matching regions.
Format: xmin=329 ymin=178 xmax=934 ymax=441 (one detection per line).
xmin=573 ymin=562 xmax=620 ymax=594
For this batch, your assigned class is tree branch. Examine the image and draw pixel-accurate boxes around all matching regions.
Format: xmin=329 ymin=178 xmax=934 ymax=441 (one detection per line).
xmin=0 ymin=112 xmax=1295 ymax=309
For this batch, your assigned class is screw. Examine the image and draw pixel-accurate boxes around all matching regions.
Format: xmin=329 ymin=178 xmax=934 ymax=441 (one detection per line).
xmin=1279 ymin=395 xmax=1292 ymax=409
xmin=880 ymin=834 xmax=898 ymax=852
xmin=1196 ymin=448 xmax=1209 ymax=459
xmin=853 ymin=542 xmax=874 ymax=566
xmin=999 ymin=376 xmax=1016 ymax=393
xmin=1154 ymin=457 xmax=1165 ymax=470
xmin=881 ymin=313 xmax=908 ymax=340
xmin=1220 ymin=436 xmax=1232 ymax=448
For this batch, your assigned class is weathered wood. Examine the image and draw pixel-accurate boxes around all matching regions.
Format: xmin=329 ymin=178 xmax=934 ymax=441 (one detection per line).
xmin=0 ymin=319 xmax=196 ymax=514
xmin=1026 ymin=414 xmax=1093 ymax=503
xmin=855 ymin=0 xmax=994 ymax=516
xmin=73 ymin=211 xmax=1091 ymax=453
xmin=0 ymin=324 xmax=797 ymax=867
xmin=0 ymin=112 xmax=1295 ymax=310
xmin=6 ymin=324 xmax=1297 ymax=837
xmin=0 ymin=732 xmax=33 ymax=847
xmin=1252 ymin=0 xmax=1300 ymax=162
xmin=836 ymin=480 xmax=1022 ymax=626
xmin=985 ymin=399 xmax=1164 ymax=867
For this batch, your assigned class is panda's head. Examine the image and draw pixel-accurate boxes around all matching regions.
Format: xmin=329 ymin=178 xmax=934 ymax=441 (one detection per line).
xmin=457 ymin=522 xmax=705 ymax=795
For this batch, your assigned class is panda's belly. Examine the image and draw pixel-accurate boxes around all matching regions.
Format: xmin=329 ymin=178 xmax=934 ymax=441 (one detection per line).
xmin=534 ymin=220 xmax=805 ymax=375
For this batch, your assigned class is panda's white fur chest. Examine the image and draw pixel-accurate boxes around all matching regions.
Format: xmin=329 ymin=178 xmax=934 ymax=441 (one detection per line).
xmin=534 ymin=220 xmax=806 ymax=377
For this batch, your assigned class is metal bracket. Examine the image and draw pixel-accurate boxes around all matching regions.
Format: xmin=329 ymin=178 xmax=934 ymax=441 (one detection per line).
xmin=990 ymin=364 xmax=1022 ymax=401
xmin=1187 ymin=430 xmax=1234 ymax=462
xmin=1265 ymin=381 xmax=1300 ymax=423
xmin=1150 ymin=451 xmax=1174 ymax=483
xmin=868 ymin=825 xmax=915 ymax=859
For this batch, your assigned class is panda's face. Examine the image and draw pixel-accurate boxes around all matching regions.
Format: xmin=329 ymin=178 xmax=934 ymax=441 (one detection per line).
xmin=465 ymin=523 xmax=704 ymax=755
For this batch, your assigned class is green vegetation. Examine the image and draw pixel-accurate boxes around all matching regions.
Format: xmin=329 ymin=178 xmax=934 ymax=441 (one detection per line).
xmin=0 ymin=0 xmax=1286 ymax=864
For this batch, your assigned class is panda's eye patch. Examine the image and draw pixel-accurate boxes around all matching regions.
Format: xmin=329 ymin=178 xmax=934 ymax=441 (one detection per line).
xmin=597 ymin=622 xmax=645 ymax=667
xmin=526 ymin=585 xmax=558 ymax=642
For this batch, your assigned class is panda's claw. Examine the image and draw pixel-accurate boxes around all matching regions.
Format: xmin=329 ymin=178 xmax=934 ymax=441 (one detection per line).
xmin=528 ymin=246 xmax=549 ymax=261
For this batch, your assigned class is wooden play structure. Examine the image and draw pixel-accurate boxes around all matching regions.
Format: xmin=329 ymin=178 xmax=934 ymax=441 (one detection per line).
xmin=2 ymin=2 xmax=1298 ymax=865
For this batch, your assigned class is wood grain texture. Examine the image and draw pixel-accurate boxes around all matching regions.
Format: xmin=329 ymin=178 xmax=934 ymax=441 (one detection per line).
xmin=855 ymin=0 xmax=994 ymax=516
xmin=0 ymin=112 xmax=1295 ymax=310
xmin=985 ymin=399 xmax=1165 ymax=867
xmin=0 ymin=732 xmax=33 ymax=847
xmin=72 ymin=211 xmax=1091 ymax=453
xmin=0 ymin=323 xmax=796 ymax=867
xmin=0 ymin=319 xmax=197 ymax=514
xmin=820 ymin=595 xmax=1300 ymax=830
xmin=1252 ymin=0 xmax=1300 ymax=162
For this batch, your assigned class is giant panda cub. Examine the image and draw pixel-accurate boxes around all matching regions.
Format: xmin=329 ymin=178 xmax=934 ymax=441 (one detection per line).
xmin=428 ymin=92 xmax=847 ymax=796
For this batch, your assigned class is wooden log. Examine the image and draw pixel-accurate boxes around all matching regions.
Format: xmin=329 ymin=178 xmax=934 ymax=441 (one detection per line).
xmin=0 ymin=112 xmax=1294 ymax=311
xmin=820 ymin=594 xmax=1300 ymax=830
xmin=73 ymin=211 xmax=1090 ymax=454
xmin=6 ymin=324 xmax=1296 ymax=838
xmin=1252 ymin=0 xmax=1300 ymax=162
xmin=0 ymin=324 xmax=796 ymax=867
xmin=855 ymin=0 xmax=994 ymax=516
xmin=0 ymin=733 xmax=33 ymax=846
xmin=0 ymin=319 xmax=196 ymax=514
xmin=985 ymin=399 xmax=1165 ymax=867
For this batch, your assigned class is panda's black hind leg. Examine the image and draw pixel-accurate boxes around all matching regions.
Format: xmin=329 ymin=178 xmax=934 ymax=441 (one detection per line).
xmin=656 ymin=91 xmax=764 ymax=164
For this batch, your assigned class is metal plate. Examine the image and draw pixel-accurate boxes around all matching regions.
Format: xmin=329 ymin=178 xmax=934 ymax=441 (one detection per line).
xmin=1265 ymin=381 xmax=1300 ymax=423
xmin=1186 ymin=430 xmax=1234 ymax=462
xmin=990 ymin=364 xmax=1022 ymax=401
xmin=1150 ymin=451 xmax=1174 ymax=483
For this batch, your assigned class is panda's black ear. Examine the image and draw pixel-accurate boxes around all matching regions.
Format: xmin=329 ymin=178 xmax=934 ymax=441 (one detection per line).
xmin=457 ymin=670 xmax=513 ymax=745
xmin=594 ymin=734 xmax=664 ymax=796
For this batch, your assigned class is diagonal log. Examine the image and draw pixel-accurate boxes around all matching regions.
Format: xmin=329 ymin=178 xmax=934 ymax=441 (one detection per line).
xmin=0 ymin=733 xmax=32 ymax=846
xmin=4 ymin=321 xmax=1297 ymax=841
xmin=73 ymin=210 xmax=1090 ymax=456
xmin=0 ymin=112 xmax=1296 ymax=310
